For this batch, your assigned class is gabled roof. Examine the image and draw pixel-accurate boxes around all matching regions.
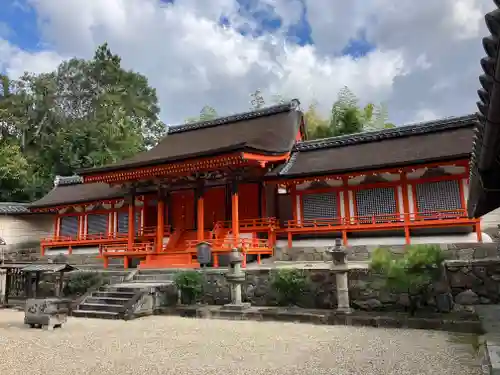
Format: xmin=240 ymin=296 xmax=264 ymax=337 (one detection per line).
xmin=29 ymin=176 xmax=126 ymax=209
xmin=467 ymin=4 xmax=500 ymax=218
xmin=269 ymin=114 xmax=476 ymax=178
xmin=78 ymin=100 xmax=303 ymax=176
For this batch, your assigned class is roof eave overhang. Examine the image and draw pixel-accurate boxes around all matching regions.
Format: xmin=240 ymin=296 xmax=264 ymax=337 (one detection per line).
xmin=265 ymin=155 xmax=470 ymax=182
xmin=467 ymin=5 xmax=500 ymax=217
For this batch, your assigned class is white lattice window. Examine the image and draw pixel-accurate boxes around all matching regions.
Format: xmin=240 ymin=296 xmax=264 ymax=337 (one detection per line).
xmin=87 ymin=214 xmax=108 ymax=235
xmin=415 ymin=180 xmax=462 ymax=218
xmin=302 ymin=193 xmax=338 ymax=221
xmin=117 ymin=211 xmax=141 ymax=234
xmin=60 ymin=216 xmax=79 ymax=237
xmin=355 ymin=187 xmax=397 ymax=223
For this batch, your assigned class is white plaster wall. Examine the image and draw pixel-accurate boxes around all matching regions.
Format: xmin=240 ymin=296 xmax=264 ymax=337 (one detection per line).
xmin=0 ymin=214 xmax=54 ymax=250
xmin=276 ymin=232 xmax=493 ymax=248
xmin=481 ymin=207 xmax=500 ymax=232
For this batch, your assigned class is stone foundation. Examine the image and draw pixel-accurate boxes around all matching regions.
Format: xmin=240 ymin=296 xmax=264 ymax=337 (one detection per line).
xmin=274 ymin=243 xmax=499 ymax=262
xmin=174 ymin=258 xmax=500 ymax=313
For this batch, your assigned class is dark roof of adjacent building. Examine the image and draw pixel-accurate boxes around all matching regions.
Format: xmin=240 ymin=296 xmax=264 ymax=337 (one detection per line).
xmin=29 ymin=176 xmax=128 ymax=209
xmin=21 ymin=263 xmax=77 ymax=273
xmin=467 ymin=5 xmax=500 ymax=218
xmin=78 ymin=100 xmax=303 ymax=176
xmin=0 ymin=202 xmax=31 ymax=214
xmin=269 ymin=114 xmax=476 ymax=178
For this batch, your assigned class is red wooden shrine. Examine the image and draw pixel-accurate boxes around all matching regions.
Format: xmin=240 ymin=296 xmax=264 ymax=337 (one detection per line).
xmin=29 ymin=102 xmax=481 ymax=269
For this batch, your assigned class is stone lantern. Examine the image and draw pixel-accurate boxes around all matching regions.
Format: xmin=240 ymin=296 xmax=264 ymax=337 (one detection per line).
xmin=326 ymin=239 xmax=352 ymax=314
xmin=223 ymin=248 xmax=250 ymax=310
xmin=0 ymin=237 xmax=5 ymax=306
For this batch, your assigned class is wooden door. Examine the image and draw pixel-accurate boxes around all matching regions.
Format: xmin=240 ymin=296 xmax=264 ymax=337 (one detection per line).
xmin=203 ymin=186 xmax=226 ymax=229
xmin=171 ymin=190 xmax=195 ymax=230
xmin=238 ymin=183 xmax=260 ymax=220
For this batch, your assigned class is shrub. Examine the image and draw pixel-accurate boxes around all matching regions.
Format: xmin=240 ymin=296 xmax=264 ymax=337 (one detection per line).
xmin=270 ymin=268 xmax=309 ymax=306
xmin=370 ymin=245 xmax=445 ymax=314
xmin=63 ymin=271 xmax=109 ymax=297
xmin=174 ymin=270 xmax=203 ymax=304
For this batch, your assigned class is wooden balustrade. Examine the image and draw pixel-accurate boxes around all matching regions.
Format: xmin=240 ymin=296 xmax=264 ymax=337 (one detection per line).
xmin=216 ymin=217 xmax=278 ymax=230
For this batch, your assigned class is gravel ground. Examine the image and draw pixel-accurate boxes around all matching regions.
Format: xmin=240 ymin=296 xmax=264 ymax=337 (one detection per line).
xmin=0 ymin=310 xmax=481 ymax=375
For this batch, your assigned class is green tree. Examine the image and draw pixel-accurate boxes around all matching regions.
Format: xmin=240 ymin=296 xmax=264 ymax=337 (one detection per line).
xmin=249 ymin=89 xmax=265 ymax=109
xmin=308 ymin=87 xmax=395 ymax=139
xmin=0 ymin=142 xmax=30 ymax=201
xmin=370 ymin=245 xmax=445 ymax=315
xmin=0 ymin=43 xmax=166 ymax=201
xmin=185 ymin=105 xmax=219 ymax=123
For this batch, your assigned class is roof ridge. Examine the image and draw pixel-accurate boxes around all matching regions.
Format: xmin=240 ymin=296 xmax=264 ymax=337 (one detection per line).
xmin=168 ymin=99 xmax=300 ymax=134
xmin=54 ymin=175 xmax=83 ymax=187
xmin=296 ymin=114 xmax=476 ymax=152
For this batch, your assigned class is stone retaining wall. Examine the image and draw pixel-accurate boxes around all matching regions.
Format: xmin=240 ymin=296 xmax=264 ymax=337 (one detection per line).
xmin=185 ymin=258 xmax=500 ymax=313
xmin=274 ymin=243 xmax=499 ymax=262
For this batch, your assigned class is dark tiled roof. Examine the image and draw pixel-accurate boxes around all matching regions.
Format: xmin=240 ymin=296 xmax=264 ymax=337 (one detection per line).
xmin=468 ymin=5 xmax=500 ymax=218
xmin=29 ymin=180 xmax=126 ymax=209
xmin=0 ymin=202 xmax=30 ymax=214
xmin=21 ymin=263 xmax=77 ymax=273
xmin=78 ymin=100 xmax=303 ymax=176
xmin=270 ymin=115 xmax=476 ymax=178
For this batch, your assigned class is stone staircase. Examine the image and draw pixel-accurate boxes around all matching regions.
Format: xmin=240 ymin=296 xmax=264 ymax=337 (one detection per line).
xmin=72 ymin=284 xmax=142 ymax=319
xmin=72 ymin=270 xmax=178 ymax=320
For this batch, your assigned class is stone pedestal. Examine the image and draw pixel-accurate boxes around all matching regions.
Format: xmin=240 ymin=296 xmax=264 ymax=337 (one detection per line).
xmin=24 ymin=298 xmax=69 ymax=330
xmin=334 ymin=269 xmax=352 ymax=313
xmin=223 ymin=248 xmax=250 ymax=310
xmin=327 ymin=240 xmax=352 ymax=314
xmin=0 ymin=269 xmax=6 ymax=306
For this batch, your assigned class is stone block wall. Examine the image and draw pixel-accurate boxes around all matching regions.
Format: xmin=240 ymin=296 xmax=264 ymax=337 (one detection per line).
xmin=175 ymin=257 xmax=500 ymax=312
xmin=273 ymin=243 xmax=499 ymax=262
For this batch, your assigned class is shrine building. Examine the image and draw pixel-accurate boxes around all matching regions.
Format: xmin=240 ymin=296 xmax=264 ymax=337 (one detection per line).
xmin=28 ymin=100 xmax=484 ymax=269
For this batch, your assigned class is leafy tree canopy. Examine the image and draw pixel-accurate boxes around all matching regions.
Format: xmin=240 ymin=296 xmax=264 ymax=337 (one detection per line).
xmin=0 ymin=43 xmax=166 ymax=202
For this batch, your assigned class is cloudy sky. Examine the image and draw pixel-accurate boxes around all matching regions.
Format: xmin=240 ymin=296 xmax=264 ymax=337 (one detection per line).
xmin=0 ymin=0 xmax=493 ymax=125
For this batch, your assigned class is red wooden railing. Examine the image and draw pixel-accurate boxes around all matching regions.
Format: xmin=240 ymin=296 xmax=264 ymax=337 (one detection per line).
xmin=185 ymin=237 xmax=272 ymax=251
xmin=216 ymin=217 xmax=278 ymax=230
xmin=285 ymin=209 xmax=472 ymax=229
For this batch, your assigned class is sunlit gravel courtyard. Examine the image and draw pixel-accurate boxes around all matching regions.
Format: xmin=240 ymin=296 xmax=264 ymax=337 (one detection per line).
xmin=0 ymin=309 xmax=481 ymax=375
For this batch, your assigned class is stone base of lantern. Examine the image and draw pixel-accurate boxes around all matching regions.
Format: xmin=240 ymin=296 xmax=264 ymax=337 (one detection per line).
xmin=336 ymin=306 xmax=353 ymax=314
xmin=222 ymin=302 xmax=251 ymax=311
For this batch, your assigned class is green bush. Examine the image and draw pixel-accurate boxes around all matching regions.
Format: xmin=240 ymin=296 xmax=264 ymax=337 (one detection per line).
xmin=174 ymin=270 xmax=203 ymax=304
xmin=270 ymin=268 xmax=309 ymax=306
xmin=63 ymin=271 xmax=109 ymax=297
xmin=370 ymin=245 xmax=445 ymax=314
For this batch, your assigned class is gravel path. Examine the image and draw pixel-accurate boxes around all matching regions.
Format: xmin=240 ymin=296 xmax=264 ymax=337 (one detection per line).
xmin=0 ymin=310 xmax=481 ymax=375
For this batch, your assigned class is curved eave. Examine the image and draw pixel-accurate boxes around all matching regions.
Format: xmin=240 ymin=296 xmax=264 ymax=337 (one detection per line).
xmin=468 ymin=5 xmax=500 ymax=218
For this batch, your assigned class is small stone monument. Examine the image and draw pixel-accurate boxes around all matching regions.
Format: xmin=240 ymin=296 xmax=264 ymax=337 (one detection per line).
xmin=327 ymin=239 xmax=352 ymax=314
xmin=223 ymin=248 xmax=250 ymax=310
xmin=24 ymin=298 xmax=69 ymax=330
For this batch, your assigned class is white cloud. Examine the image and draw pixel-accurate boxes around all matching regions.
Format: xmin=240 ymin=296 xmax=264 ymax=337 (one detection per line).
xmin=0 ymin=39 xmax=64 ymax=77
xmin=0 ymin=0 xmax=493 ymax=125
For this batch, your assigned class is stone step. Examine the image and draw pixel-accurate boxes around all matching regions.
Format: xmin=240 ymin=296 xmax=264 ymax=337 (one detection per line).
xmin=78 ymin=303 xmax=125 ymax=313
xmin=106 ymin=286 xmax=142 ymax=293
xmin=136 ymin=269 xmax=180 ymax=275
xmin=85 ymin=297 xmax=130 ymax=305
xmin=92 ymin=291 xmax=136 ymax=299
xmin=133 ymin=274 xmax=175 ymax=281
xmin=72 ymin=309 xmax=120 ymax=319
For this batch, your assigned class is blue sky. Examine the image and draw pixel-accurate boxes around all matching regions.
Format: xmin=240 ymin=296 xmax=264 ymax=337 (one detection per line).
xmin=0 ymin=0 xmax=374 ymax=63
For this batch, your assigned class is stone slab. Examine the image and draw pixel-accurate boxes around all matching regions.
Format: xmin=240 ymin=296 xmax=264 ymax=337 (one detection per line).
xmin=158 ymin=305 xmax=482 ymax=334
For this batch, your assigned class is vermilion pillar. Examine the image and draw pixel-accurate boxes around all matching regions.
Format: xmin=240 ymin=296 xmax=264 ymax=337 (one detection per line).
xmin=156 ymin=199 xmax=165 ymax=253
xmin=231 ymin=182 xmax=239 ymax=247
xmin=197 ymin=196 xmax=205 ymax=241
xmin=127 ymin=194 xmax=135 ymax=251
